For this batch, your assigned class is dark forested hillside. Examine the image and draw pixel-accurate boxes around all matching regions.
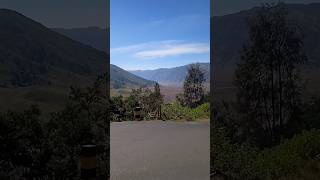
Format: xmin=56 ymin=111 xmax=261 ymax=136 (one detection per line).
xmin=0 ymin=9 xmax=107 ymax=88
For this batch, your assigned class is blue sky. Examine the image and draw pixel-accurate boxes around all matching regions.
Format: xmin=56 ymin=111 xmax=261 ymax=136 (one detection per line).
xmin=111 ymin=0 xmax=210 ymax=70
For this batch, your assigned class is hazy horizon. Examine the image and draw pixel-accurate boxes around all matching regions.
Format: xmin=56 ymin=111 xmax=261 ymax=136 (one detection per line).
xmin=117 ymin=61 xmax=210 ymax=71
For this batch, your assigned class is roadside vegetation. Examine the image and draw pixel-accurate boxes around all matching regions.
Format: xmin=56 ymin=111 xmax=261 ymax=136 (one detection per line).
xmin=162 ymin=102 xmax=209 ymax=121
xmin=0 ymin=75 xmax=109 ymax=179
xmin=212 ymin=129 xmax=320 ymax=179
xmin=211 ymin=3 xmax=320 ymax=179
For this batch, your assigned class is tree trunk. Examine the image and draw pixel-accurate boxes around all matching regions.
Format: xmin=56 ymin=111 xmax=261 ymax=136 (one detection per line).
xmin=271 ymin=65 xmax=276 ymax=143
xmin=278 ymin=58 xmax=283 ymax=135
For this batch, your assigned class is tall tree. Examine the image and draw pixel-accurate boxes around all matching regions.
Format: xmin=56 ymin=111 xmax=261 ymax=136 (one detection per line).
xmin=235 ymin=3 xmax=307 ymax=145
xmin=152 ymin=83 xmax=164 ymax=118
xmin=179 ymin=64 xmax=205 ymax=108
xmin=153 ymin=83 xmax=163 ymax=106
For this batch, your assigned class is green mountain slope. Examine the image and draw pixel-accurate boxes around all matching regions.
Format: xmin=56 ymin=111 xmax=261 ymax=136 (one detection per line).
xmin=110 ymin=64 xmax=155 ymax=89
xmin=0 ymin=9 xmax=107 ymax=88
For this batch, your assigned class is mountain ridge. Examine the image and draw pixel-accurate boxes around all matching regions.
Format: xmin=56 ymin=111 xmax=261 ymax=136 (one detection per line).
xmin=110 ymin=64 xmax=155 ymax=89
xmin=130 ymin=62 xmax=210 ymax=86
xmin=0 ymin=8 xmax=107 ymax=88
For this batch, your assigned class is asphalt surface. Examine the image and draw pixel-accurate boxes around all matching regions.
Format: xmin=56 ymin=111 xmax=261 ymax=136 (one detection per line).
xmin=110 ymin=120 xmax=210 ymax=180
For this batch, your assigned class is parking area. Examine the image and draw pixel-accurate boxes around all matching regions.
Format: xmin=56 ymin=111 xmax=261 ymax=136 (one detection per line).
xmin=110 ymin=120 xmax=210 ymax=180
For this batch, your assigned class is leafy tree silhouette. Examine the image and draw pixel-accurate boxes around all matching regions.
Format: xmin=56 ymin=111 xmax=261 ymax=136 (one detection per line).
xmin=235 ymin=3 xmax=307 ymax=146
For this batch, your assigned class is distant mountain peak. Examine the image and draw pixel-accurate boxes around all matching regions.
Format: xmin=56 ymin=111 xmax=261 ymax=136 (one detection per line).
xmin=130 ymin=63 xmax=210 ymax=87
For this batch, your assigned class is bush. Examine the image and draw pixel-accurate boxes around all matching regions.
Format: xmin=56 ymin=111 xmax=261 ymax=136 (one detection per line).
xmin=110 ymin=86 xmax=164 ymax=121
xmin=0 ymin=76 xmax=109 ymax=179
xmin=162 ymin=102 xmax=209 ymax=121
xmin=190 ymin=103 xmax=210 ymax=119
xmin=211 ymin=129 xmax=320 ymax=179
xmin=0 ymin=106 xmax=47 ymax=178
xmin=256 ymin=130 xmax=320 ymax=179
xmin=211 ymin=128 xmax=259 ymax=179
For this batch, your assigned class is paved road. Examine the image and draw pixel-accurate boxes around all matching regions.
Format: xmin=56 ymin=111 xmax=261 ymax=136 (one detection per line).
xmin=111 ymin=120 xmax=210 ymax=180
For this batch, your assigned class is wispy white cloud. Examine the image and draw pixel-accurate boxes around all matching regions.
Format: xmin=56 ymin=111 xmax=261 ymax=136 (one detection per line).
xmin=111 ymin=40 xmax=209 ymax=60
xmin=111 ymin=40 xmax=180 ymax=54
xmin=134 ymin=43 xmax=209 ymax=59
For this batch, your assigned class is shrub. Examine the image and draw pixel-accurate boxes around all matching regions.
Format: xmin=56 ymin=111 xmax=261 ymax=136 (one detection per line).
xmin=211 ymin=129 xmax=320 ymax=179
xmin=162 ymin=102 xmax=209 ymax=121
xmin=211 ymin=128 xmax=259 ymax=179
xmin=256 ymin=129 xmax=320 ymax=179
xmin=0 ymin=76 xmax=109 ymax=179
xmin=190 ymin=103 xmax=210 ymax=119
xmin=162 ymin=101 xmax=188 ymax=120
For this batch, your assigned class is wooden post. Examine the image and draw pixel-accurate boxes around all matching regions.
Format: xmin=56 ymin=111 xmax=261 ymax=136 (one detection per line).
xmin=134 ymin=107 xmax=142 ymax=121
xmin=80 ymin=145 xmax=97 ymax=179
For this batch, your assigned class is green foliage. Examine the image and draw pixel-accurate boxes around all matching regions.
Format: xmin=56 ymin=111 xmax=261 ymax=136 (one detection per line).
xmin=211 ymin=128 xmax=259 ymax=179
xmin=152 ymin=83 xmax=164 ymax=110
xmin=189 ymin=103 xmax=210 ymax=120
xmin=0 ymin=75 xmax=109 ymax=179
xmin=110 ymin=95 xmax=125 ymax=121
xmin=178 ymin=63 xmax=205 ymax=108
xmin=46 ymin=75 xmax=109 ymax=178
xmin=211 ymin=3 xmax=320 ymax=180
xmin=162 ymin=102 xmax=209 ymax=121
xmin=162 ymin=101 xmax=189 ymax=120
xmin=124 ymin=87 xmax=152 ymax=120
xmin=234 ymin=2 xmax=307 ymax=145
xmin=110 ymin=83 xmax=164 ymax=121
xmin=301 ymin=96 xmax=320 ymax=129
xmin=212 ymin=128 xmax=320 ymax=179
xmin=0 ymin=106 xmax=47 ymax=178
